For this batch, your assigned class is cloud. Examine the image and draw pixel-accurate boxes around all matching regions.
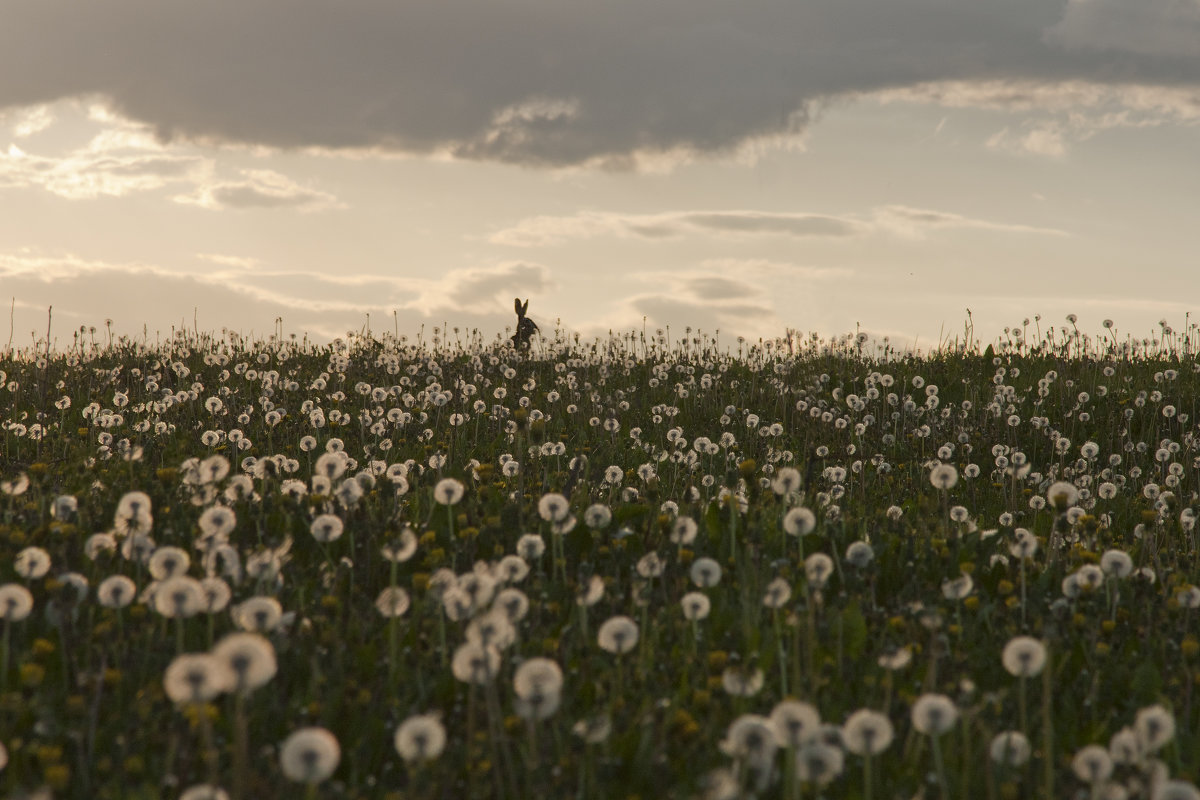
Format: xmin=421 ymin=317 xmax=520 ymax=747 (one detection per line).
xmin=491 ymin=206 xmax=1067 ymax=246
xmin=0 ymin=142 xmax=208 ymax=199
xmin=0 ymin=251 xmax=553 ymax=346
xmin=1 ymin=1 xmax=1197 ymax=168
xmin=490 ymin=210 xmax=867 ymax=246
xmin=874 ymin=79 xmax=1200 ymax=155
xmin=9 ymin=105 xmax=54 ymax=138
xmin=174 ymin=169 xmax=343 ymax=211
xmin=872 ymin=205 xmax=1069 ymax=237
xmin=1046 ymin=0 xmax=1200 ymax=59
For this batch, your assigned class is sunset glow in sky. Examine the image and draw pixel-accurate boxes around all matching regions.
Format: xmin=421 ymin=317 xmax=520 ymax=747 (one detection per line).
xmin=1 ymin=1 xmax=1198 ymax=350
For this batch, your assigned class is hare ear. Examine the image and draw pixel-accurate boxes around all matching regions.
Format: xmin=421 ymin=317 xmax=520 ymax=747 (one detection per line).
xmin=514 ymin=297 xmax=523 ymax=316
xmin=520 ymin=298 xmax=530 ymax=316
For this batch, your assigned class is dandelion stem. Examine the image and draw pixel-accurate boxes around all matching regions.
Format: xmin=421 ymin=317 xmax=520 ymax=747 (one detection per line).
xmin=931 ymin=733 xmax=950 ymax=799
xmin=1042 ymin=648 xmax=1054 ymax=800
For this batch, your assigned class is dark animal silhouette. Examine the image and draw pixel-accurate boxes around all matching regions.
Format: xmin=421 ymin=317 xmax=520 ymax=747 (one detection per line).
xmin=511 ymin=298 xmax=539 ymax=349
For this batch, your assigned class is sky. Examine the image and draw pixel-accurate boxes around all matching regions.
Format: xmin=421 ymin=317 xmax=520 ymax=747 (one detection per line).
xmin=1 ymin=0 xmax=1198 ymax=352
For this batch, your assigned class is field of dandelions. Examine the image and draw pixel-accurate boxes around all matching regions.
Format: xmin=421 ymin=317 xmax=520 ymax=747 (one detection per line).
xmin=1 ymin=319 xmax=1200 ymax=800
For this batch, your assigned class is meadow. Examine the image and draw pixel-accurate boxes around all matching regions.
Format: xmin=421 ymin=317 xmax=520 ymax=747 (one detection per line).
xmin=0 ymin=318 xmax=1199 ymax=800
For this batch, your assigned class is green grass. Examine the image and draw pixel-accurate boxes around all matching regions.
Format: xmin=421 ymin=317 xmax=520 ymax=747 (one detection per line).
xmin=0 ymin=320 xmax=1198 ymax=799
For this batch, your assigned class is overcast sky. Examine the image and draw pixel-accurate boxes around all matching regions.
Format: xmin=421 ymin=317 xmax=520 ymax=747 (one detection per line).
xmin=1 ymin=0 xmax=1198 ymax=352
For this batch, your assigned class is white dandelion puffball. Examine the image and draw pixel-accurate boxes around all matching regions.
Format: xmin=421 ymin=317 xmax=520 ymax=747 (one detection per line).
xmin=14 ymin=547 xmax=51 ymax=579
xmin=989 ymin=731 xmax=1031 ymax=766
xmin=782 ymin=507 xmax=816 ymax=537
xmin=96 ymin=575 xmax=136 ymax=609
xmin=0 ymin=584 xmax=34 ymax=621
xmin=841 ymin=709 xmax=894 ymax=756
xmin=375 ymin=587 xmax=411 ymax=618
xmin=910 ymin=693 xmax=959 ymax=736
xmin=1001 ymin=636 xmax=1047 ymax=677
xmin=769 ymin=700 xmax=821 ymax=748
xmin=537 ymin=492 xmax=571 ymax=522
xmin=163 ymin=653 xmax=231 ymax=705
xmin=212 ymin=632 xmax=277 ymax=694
xmin=680 ymin=592 xmax=711 ymax=621
xmin=597 ymin=615 xmax=639 ymax=654
xmin=394 ymin=714 xmax=447 ymax=762
xmin=310 ymin=513 xmax=344 ymax=543
xmin=1071 ymin=744 xmax=1113 ymax=784
xmin=433 ymin=478 xmax=465 ymax=505
xmin=279 ymin=727 xmax=341 ymax=783
xmin=929 ymin=463 xmax=958 ymax=490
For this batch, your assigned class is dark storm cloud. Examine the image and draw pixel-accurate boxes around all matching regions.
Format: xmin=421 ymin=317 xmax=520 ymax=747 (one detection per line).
xmin=1 ymin=1 xmax=1196 ymax=167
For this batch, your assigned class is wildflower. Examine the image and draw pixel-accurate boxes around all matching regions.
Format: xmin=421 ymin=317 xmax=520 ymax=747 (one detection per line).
xmin=516 ymin=533 xmax=545 ymax=561
xmin=597 ymin=615 xmax=639 ymax=654
xmin=573 ymin=714 xmax=613 ymax=744
xmin=721 ymin=666 xmax=764 ymax=697
xmin=466 ymin=609 xmax=516 ymax=650
xmin=805 ymin=553 xmax=834 ymax=589
xmin=375 ymin=587 xmax=411 ymax=618
xmin=941 ymin=573 xmax=973 ymax=600
xmin=989 ymin=731 xmax=1031 ymax=766
xmin=451 ymin=641 xmax=501 ymax=683
xmin=1101 ymin=549 xmax=1133 ymax=577
xmin=763 ymin=577 xmax=792 ymax=608
xmin=636 ymin=552 xmax=664 ymax=578
xmin=212 ymin=632 xmax=277 ymax=693
xmin=772 ymin=467 xmax=803 ymax=495
xmin=97 ymin=575 xmax=136 ymax=609
xmin=577 ymin=575 xmax=604 ymax=607
xmin=1177 ymin=586 xmax=1200 ymax=609
xmin=1108 ymin=726 xmax=1140 ymax=764
xmin=179 ymin=786 xmax=230 ymax=800
xmin=910 ymin=693 xmax=958 ymax=735
xmin=769 ymin=700 xmax=821 ymax=748
xmin=1071 ymin=744 xmax=1113 ymax=784
xmin=1155 ymin=781 xmax=1200 ymax=800
xmin=0 ymin=473 xmax=29 ymax=496
xmin=433 ymin=478 xmax=465 ymax=505
xmin=155 ymin=576 xmax=205 ymax=619
xmin=232 ymin=596 xmax=284 ymax=632
xmin=513 ymin=657 xmax=564 ymax=717
xmin=719 ymin=714 xmax=778 ymax=769
xmin=681 ymin=592 xmax=711 ymax=621
xmin=537 ymin=492 xmax=570 ymax=522
xmin=394 ymin=714 xmax=447 ymax=762
xmin=670 ymin=516 xmax=699 ymax=544
xmin=877 ymin=647 xmax=912 ymax=670
xmin=310 ymin=514 xmax=344 ymax=543
xmin=841 ymin=709 xmax=894 ymax=755
xmin=1075 ymin=564 xmax=1103 ymax=592
xmin=1135 ymin=705 xmax=1176 ymax=752
xmin=690 ymin=557 xmax=723 ymax=588
xmin=198 ymin=506 xmax=237 ymax=541
xmin=0 ymin=584 xmax=34 ymax=621
xmin=585 ymin=504 xmax=613 ymax=529
xmin=279 ymin=727 xmax=341 ymax=784
xmin=795 ymin=741 xmax=845 ymax=785
xmin=381 ymin=528 xmax=418 ymax=563
xmin=163 ymin=653 xmax=231 ymax=705
xmin=844 ymin=541 xmax=874 ymax=568
xmin=14 ymin=547 xmax=51 ymax=579
xmin=930 ymin=463 xmax=958 ymax=490
xmin=496 ymin=587 xmax=535 ymax=623
xmin=85 ymin=533 xmax=118 ymax=560
xmin=1046 ymin=480 xmax=1079 ymax=510
xmin=200 ymin=578 xmax=233 ymax=613
xmin=149 ymin=546 xmax=191 ymax=580
xmin=783 ymin=507 xmax=817 ymax=537
xmin=1001 ymin=636 xmax=1047 ymax=677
